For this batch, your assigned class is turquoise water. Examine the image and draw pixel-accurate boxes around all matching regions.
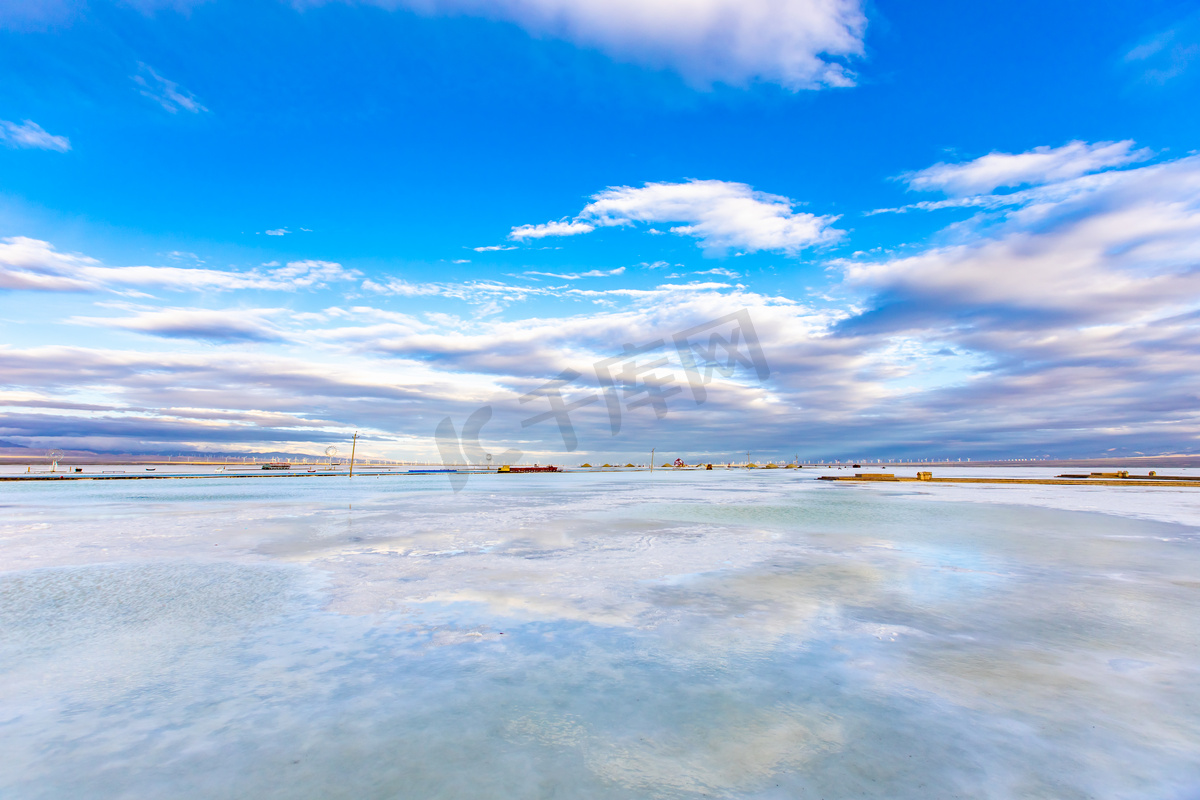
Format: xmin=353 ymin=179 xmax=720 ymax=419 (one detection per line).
xmin=1 ymin=471 xmax=1198 ymax=798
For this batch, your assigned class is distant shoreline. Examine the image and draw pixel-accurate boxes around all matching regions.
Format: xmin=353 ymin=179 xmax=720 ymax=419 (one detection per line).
xmin=2 ymin=453 xmax=1199 ymax=469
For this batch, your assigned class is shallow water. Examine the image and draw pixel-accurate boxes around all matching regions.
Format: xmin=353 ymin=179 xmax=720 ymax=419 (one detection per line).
xmin=1 ymin=470 xmax=1198 ymax=798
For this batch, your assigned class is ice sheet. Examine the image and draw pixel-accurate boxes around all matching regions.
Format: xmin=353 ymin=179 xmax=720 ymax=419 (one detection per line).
xmin=1 ymin=470 xmax=1198 ymax=798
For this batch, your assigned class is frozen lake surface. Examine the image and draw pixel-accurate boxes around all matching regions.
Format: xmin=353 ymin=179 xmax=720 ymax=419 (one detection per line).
xmin=2 ymin=469 xmax=1199 ymax=799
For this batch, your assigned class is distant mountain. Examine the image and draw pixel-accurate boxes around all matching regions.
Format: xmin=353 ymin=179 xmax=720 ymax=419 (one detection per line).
xmin=0 ymin=440 xmax=27 ymax=448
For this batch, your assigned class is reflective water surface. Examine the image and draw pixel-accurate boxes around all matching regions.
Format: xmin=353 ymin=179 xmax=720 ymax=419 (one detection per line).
xmin=2 ymin=470 xmax=1198 ymax=798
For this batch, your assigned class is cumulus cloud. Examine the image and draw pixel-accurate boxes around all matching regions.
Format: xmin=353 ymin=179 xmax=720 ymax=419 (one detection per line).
xmin=341 ymin=0 xmax=866 ymax=90
xmin=132 ymin=63 xmax=207 ymax=114
xmin=0 ymin=237 xmax=360 ymax=293
xmin=0 ymin=119 xmax=71 ymax=152
xmin=900 ymin=140 xmax=1152 ymax=196
xmin=511 ymin=179 xmax=843 ymax=256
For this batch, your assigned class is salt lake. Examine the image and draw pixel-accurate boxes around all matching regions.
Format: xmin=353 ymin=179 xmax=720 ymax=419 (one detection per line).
xmin=2 ymin=468 xmax=1198 ymax=798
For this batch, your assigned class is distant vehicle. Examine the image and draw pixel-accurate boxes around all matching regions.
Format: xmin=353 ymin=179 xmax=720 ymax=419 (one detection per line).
xmin=498 ymin=465 xmax=559 ymax=473
xmin=262 ymin=462 xmax=291 ymax=470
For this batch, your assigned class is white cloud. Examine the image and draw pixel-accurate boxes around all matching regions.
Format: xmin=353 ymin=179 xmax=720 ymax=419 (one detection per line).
xmin=848 ymin=155 xmax=1200 ymax=324
xmin=0 ymin=119 xmax=70 ymax=152
xmin=8 ymin=203 xmax=1200 ymax=459
xmin=264 ymin=260 xmax=359 ymax=289
xmin=266 ymin=228 xmax=290 ymax=236
xmin=779 ymin=151 xmax=1200 ymax=456
xmin=865 ymin=195 xmax=1006 ymax=215
xmin=473 ymin=244 xmax=518 ymax=252
xmin=318 ymin=283 xmax=816 ymax=385
xmin=359 ymin=273 xmax=742 ymax=314
xmin=346 ymin=0 xmax=866 ymax=90
xmin=0 ymin=237 xmax=360 ymax=293
xmin=0 ymin=1 xmax=78 ymax=30
xmin=514 ymin=179 xmax=842 ymax=255
xmin=0 ymin=281 xmax=882 ymax=458
xmin=840 ymin=155 xmax=1200 ymax=421
xmin=1122 ymin=14 xmax=1200 ymax=85
xmin=0 ymin=344 xmax=464 ymax=453
xmin=21 ymin=0 xmax=866 ymax=91
xmin=0 ymin=237 xmax=111 ymax=291
xmin=132 ymin=63 xmax=207 ymax=114
xmin=71 ymin=307 xmax=287 ymax=342
xmin=361 ymin=276 xmax=551 ymax=310
xmin=11 ymin=144 xmax=1200 ymax=458
xmin=509 ymin=220 xmax=596 ymax=240
xmin=524 ymin=267 xmax=626 ymax=280
xmin=901 ymin=140 xmax=1151 ymax=196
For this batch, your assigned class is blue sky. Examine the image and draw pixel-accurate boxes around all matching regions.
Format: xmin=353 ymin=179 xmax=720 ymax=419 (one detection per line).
xmin=1 ymin=0 xmax=1199 ymax=462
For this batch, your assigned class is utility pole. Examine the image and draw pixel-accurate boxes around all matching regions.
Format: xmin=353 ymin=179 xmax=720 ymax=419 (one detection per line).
xmin=349 ymin=432 xmax=358 ymax=478
xmin=650 ymin=447 xmax=655 ymax=473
